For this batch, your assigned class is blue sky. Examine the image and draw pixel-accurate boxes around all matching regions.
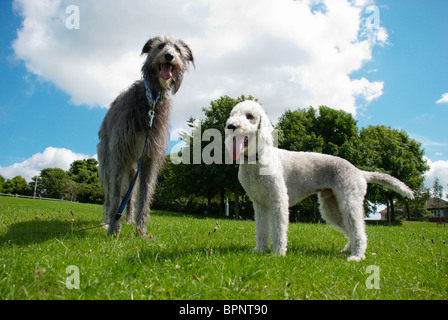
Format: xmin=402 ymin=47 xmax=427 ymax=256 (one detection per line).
xmin=0 ymin=0 xmax=447 ymax=197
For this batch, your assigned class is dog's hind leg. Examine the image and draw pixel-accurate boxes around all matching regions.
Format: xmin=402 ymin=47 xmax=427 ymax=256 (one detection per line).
xmin=318 ymin=190 xmax=351 ymax=252
xmin=106 ymin=165 xmax=126 ymax=234
xmin=346 ymin=214 xmax=367 ymax=262
xmin=339 ymin=195 xmax=367 ymax=262
xmin=97 ymin=139 xmax=110 ymax=225
xmin=101 ymin=174 xmax=110 ymax=225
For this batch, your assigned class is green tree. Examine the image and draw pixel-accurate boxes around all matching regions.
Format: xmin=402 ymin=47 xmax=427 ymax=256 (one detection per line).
xmin=406 ymin=184 xmax=431 ymax=220
xmin=277 ymin=106 xmax=359 ymax=158
xmin=40 ymin=168 xmax=70 ymax=199
xmin=68 ymin=158 xmax=99 ymax=184
xmin=432 ymin=177 xmax=443 ymax=200
xmin=2 ymin=176 xmax=30 ymax=195
xmin=67 ymin=158 xmax=103 ymax=203
xmin=0 ymin=174 xmax=5 ymax=193
xmin=277 ymin=107 xmax=323 ymax=152
xmin=432 ymin=177 xmax=444 ymax=216
xmin=357 ymin=125 xmax=429 ymax=221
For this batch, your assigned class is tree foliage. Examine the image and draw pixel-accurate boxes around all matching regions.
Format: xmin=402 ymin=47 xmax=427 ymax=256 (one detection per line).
xmin=0 ymin=159 xmax=103 ymax=204
xmin=67 ymin=159 xmax=103 ymax=203
xmin=355 ymin=125 xmax=429 ymax=220
xmin=1 ymin=175 xmax=30 ymax=195
xmin=39 ymin=168 xmax=71 ymax=199
xmin=277 ymin=106 xmax=359 ymax=160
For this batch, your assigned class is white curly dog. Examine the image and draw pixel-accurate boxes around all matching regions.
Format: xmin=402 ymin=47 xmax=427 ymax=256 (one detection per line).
xmin=225 ymin=101 xmax=414 ymax=262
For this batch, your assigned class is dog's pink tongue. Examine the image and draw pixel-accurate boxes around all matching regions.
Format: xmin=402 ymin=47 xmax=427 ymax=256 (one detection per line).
xmin=230 ymin=136 xmax=245 ymax=161
xmin=160 ymin=64 xmax=172 ymax=80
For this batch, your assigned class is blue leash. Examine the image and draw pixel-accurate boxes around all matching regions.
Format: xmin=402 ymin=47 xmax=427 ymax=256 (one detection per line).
xmin=114 ymin=81 xmax=165 ymax=221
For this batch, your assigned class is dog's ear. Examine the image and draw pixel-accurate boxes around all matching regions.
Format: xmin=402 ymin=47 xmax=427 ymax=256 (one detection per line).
xmin=141 ymin=37 xmax=157 ymax=55
xmin=178 ymin=40 xmax=195 ymax=67
xmin=172 ymin=72 xmax=184 ymax=94
xmin=172 ymin=41 xmax=194 ymax=93
xmin=257 ymin=110 xmax=274 ymax=147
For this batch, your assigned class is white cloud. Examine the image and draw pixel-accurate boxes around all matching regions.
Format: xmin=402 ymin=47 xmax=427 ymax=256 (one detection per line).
xmin=0 ymin=147 xmax=94 ymax=181
xmin=12 ymin=0 xmax=388 ymax=130
xmin=436 ymin=92 xmax=448 ymax=104
xmin=376 ymin=27 xmax=389 ymax=44
xmin=424 ymin=157 xmax=448 ymax=200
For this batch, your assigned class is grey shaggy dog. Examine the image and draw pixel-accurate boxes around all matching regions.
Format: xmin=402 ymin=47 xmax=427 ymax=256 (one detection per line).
xmin=97 ymin=35 xmax=194 ymax=235
xmin=225 ymin=101 xmax=414 ymax=262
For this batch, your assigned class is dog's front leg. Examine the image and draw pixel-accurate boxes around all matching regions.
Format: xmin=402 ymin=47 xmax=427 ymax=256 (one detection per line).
xmin=271 ymin=199 xmax=289 ymax=256
xmin=135 ymin=156 xmax=162 ymax=235
xmin=253 ymin=202 xmax=270 ymax=253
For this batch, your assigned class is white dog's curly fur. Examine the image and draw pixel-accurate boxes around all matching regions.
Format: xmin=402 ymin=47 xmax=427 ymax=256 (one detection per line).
xmin=225 ymin=101 xmax=414 ymax=262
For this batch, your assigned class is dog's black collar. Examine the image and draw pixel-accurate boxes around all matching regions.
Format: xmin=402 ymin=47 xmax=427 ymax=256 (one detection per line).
xmin=144 ymin=80 xmax=165 ymax=107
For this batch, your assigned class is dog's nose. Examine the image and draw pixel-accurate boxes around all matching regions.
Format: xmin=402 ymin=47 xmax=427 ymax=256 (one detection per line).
xmin=164 ymin=53 xmax=174 ymax=62
xmin=227 ymin=124 xmax=237 ymax=130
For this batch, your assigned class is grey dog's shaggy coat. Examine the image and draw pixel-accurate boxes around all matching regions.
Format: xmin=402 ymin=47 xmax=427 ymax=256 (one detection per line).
xmin=97 ymin=35 xmax=194 ymax=235
xmin=226 ymin=101 xmax=414 ymax=261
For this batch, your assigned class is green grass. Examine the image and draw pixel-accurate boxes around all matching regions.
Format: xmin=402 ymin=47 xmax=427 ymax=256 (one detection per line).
xmin=0 ymin=196 xmax=447 ymax=300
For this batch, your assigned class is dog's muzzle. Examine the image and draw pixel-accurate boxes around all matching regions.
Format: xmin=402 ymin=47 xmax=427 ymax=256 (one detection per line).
xmin=159 ymin=53 xmax=175 ymax=81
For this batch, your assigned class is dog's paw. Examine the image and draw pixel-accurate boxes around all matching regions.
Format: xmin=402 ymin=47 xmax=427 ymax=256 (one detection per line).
xmin=135 ymin=225 xmax=147 ymax=237
xmin=347 ymin=255 xmax=365 ymax=262
xmin=107 ymin=222 xmax=121 ymax=235
xmin=273 ymin=249 xmax=287 ymax=256
xmin=272 ymin=245 xmax=287 ymax=256
xmin=253 ymin=245 xmax=268 ymax=254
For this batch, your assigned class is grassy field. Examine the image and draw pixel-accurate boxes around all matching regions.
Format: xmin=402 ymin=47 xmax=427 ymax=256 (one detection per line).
xmin=0 ymin=196 xmax=447 ymax=300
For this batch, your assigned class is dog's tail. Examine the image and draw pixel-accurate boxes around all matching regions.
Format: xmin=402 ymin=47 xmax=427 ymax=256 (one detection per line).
xmin=362 ymin=171 xmax=414 ymax=200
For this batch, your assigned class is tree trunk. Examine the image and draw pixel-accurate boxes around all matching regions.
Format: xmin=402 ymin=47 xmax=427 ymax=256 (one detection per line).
xmin=406 ymin=202 xmax=410 ymax=221
xmin=390 ymin=195 xmax=395 ymax=222
xmin=386 ymin=199 xmax=390 ymax=226
xmin=234 ymin=191 xmax=240 ymax=220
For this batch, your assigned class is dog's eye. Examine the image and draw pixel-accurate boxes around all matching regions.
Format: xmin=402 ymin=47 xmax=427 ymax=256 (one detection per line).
xmin=158 ymin=43 xmax=165 ymax=50
xmin=174 ymin=45 xmax=182 ymax=53
xmin=246 ymin=113 xmax=254 ymax=120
